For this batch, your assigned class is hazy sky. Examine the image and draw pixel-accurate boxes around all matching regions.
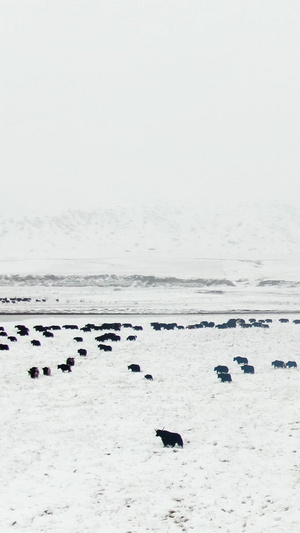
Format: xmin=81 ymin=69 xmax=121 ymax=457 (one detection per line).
xmin=1 ymin=1 xmax=300 ymax=214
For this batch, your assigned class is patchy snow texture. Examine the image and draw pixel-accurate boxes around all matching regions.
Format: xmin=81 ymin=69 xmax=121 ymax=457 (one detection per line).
xmin=1 ymin=201 xmax=300 ymax=263
xmin=1 ymin=314 xmax=299 ymax=532
xmin=1 ymin=202 xmax=300 ymax=531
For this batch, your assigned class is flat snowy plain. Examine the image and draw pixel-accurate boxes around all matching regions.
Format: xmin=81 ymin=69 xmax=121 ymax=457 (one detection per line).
xmin=1 ymin=302 xmax=299 ymax=532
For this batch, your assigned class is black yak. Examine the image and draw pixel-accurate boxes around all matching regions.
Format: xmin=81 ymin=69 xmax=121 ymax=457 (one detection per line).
xmin=98 ymin=344 xmax=112 ymax=352
xmin=233 ymin=356 xmax=248 ymax=365
xmin=31 ymin=339 xmax=41 ymax=346
xmin=43 ymin=330 xmax=54 ymax=338
xmin=95 ymin=333 xmax=121 ymax=342
xmin=214 ymin=365 xmax=229 ymax=374
xmin=272 ymin=360 xmax=286 ymax=369
xmin=57 ymin=364 xmax=72 ymax=372
xmin=156 ymin=429 xmax=183 ymax=448
xmin=241 ymin=364 xmax=255 ymax=374
xmin=286 ymin=361 xmax=297 ymax=368
xmin=28 ymin=367 xmax=39 ymax=378
xmin=128 ymin=364 xmax=140 ymax=372
xmin=16 ymin=325 xmax=29 ymax=336
xmin=218 ymin=373 xmax=232 ymax=382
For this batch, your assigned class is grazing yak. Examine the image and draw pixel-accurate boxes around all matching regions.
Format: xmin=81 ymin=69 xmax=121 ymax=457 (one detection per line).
xmin=78 ymin=348 xmax=87 ymax=356
xmin=214 ymin=365 xmax=229 ymax=374
xmin=28 ymin=367 xmax=39 ymax=378
xmin=31 ymin=339 xmax=41 ymax=346
xmin=0 ymin=344 xmax=9 ymax=350
xmin=43 ymin=330 xmax=54 ymax=338
xmin=241 ymin=364 xmax=255 ymax=374
xmin=272 ymin=360 xmax=286 ymax=369
xmin=95 ymin=333 xmax=121 ymax=342
xmin=16 ymin=325 xmax=29 ymax=336
xmin=42 ymin=367 xmax=51 ymax=376
xmin=66 ymin=357 xmax=75 ymax=366
xmin=218 ymin=373 xmax=232 ymax=382
xmin=98 ymin=322 xmax=121 ymax=331
xmin=286 ymin=361 xmax=297 ymax=368
xmin=57 ymin=364 xmax=72 ymax=372
xmin=233 ymin=356 xmax=248 ymax=365
xmin=98 ymin=344 xmax=112 ymax=352
xmin=144 ymin=374 xmax=153 ymax=380
xmin=73 ymin=336 xmax=83 ymax=342
xmin=128 ymin=364 xmax=141 ymax=372
xmin=156 ymin=429 xmax=183 ymax=448
xmin=34 ymin=325 xmax=46 ymax=332
xmin=127 ymin=335 xmax=137 ymax=341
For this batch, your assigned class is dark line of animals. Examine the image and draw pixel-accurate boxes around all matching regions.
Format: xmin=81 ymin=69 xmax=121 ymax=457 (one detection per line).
xmin=0 ymin=297 xmax=47 ymax=304
xmin=150 ymin=317 xmax=300 ymax=330
xmin=2 ymin=316 xmax=299 ymax=450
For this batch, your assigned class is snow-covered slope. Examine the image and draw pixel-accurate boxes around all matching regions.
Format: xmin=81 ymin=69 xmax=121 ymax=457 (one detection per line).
xmin=0 ymin=201 xmax=299 ymax=283
xmin=1 ymin=314 xmax=300 ymax=532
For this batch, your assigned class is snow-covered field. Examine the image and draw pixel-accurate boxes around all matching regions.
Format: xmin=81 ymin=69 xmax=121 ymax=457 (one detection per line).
xmin=1 ymin=311 xmax=299 ymax=532
xmin=0 ymin=201 xmax=300 ymax=531
xmin=1 ymin=283 xmax=300 ymax=316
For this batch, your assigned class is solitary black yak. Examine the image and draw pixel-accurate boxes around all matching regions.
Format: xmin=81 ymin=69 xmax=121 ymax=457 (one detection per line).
xmin=31 ymin=339 xmax=41 ymax=346
xmin=156 ymin=429 xmax=183 ymax=448
xmin=128 ymin=364 xmax=140 ymax=372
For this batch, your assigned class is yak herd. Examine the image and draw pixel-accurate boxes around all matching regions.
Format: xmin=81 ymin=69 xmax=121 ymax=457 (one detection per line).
xmin=152 ymin=317 xmax=298 ymax=387
xmin=1 ymin=314 xmax=298 ymax=449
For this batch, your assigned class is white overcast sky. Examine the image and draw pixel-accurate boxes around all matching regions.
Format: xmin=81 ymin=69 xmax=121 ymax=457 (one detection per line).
xmin=0 ymin=0 xmax=300 ymax=214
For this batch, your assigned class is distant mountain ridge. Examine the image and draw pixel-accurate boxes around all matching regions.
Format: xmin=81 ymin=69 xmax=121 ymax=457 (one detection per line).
xmin=0 ymin=202 xmax=299 ymax=261
xmin=0 ymin=202 xmax=300 ymax=283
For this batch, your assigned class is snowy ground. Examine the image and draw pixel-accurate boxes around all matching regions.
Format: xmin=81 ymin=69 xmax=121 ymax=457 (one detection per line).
xmin=1 ymin=311 xmax=299 ymax=532
xmin=1 ymin=284 xmax=300 ymax=315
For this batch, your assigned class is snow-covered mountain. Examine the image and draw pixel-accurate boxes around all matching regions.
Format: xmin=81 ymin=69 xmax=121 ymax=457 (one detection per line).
xmin=1 ymin=201 xmax=300 ymax=260
xmin=0 ymin=201 xmax=300 ymax=283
